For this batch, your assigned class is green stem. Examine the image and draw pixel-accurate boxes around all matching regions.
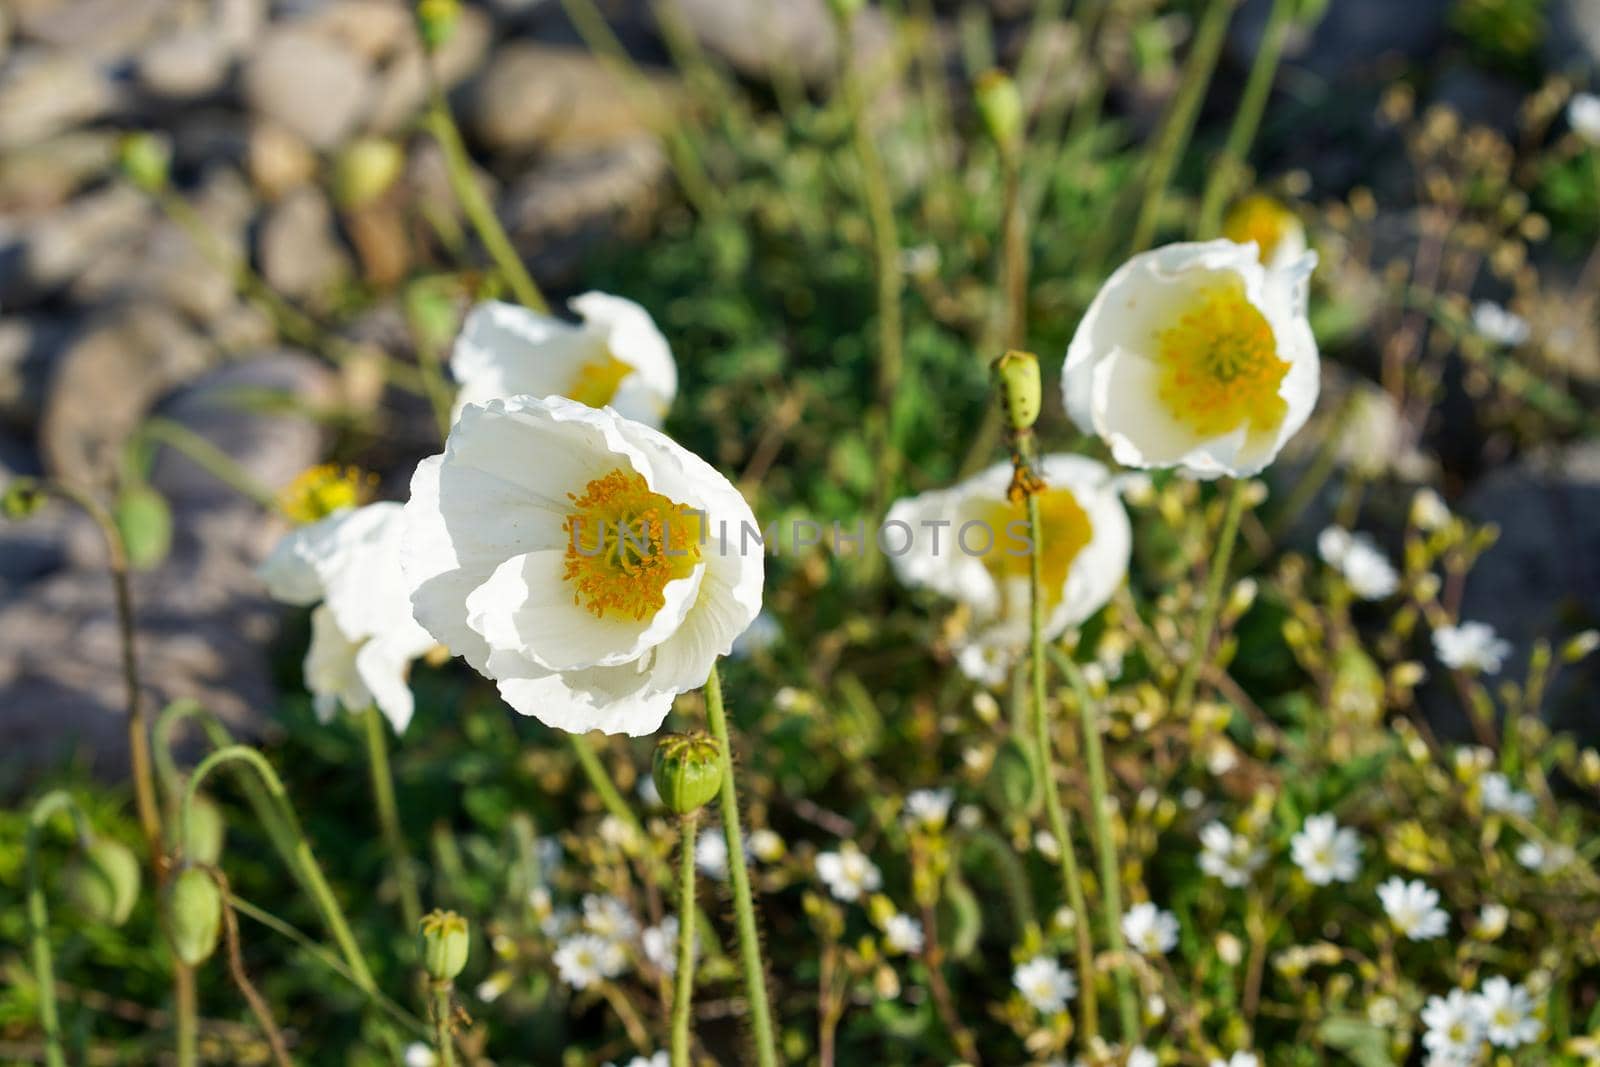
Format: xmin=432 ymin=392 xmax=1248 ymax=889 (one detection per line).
xmin=26 ymin=791 xmax=90 ymax=1067
xmin=568 ymin=734 xmax=647 ymax=843
xmin=703 ymin=667 xmax=778 ymax=1067
xmin=364 ymin=706 xmax=422 ymax=931
xmin=1173 ymin=479 xmax=1250 ymax=714
xmin=137 ymin=418 xmax=283 ymax=512
xmin=423 ymin=88 xmax=548 ymax=314
xmin=1128 ymin=0 xmax=1236 ymax=254
xmin=1024 ymin=485 xmax=1100 ymax=1040
xmin=175 ymin=965 xmax=198 ymax=1067
xmin=431 ymin=983 xmax=457 ymax=1067
xmin=1196 ymin=0 xmax=1295 ymax=238
xmin=185 ymin=746 xmax=377 ymax=993
xmin=671 ymin=814 xmax=700 ymax=1067
xmin=1050 ymin=647 xmax=1139 ymax=1041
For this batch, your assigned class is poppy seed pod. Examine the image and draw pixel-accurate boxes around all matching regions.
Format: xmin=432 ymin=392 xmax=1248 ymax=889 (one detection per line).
xmin=65 ymin=836 xmax=142 ymax=928
xmin=166 ymin=867 xmax=222 ymax=966
xmin=992 ymin=350 xmax=1042 ymax=433
xmin=653 ymin=732 xmax=724 ymax=816
xmin=420 ymin=909 xmax=470 ymax=983
xmin=975 ymin=70 xmax=1024 ymax=157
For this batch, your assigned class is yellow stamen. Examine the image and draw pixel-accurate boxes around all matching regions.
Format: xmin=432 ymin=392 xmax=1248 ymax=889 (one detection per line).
xmin=563 ymin=468 xmax=702 ymax=621
xmin=567 ymin=349 xmax=633 ymax=409
xmin=1155 ymin=278 xmax=1289 ymax=438
xmin=1222 ymin=194 xmax=1301 ymax=265
xmin=279 ymin=464 xmax=376 ymax=524
xmin=979 ymin=486 xmax=1094 ymax=608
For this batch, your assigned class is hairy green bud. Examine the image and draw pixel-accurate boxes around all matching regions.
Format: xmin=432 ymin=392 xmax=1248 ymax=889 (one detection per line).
xmin=420 ymin=908 xmax=470 ymax=982
xmin=65 ymin=836 xmax=142 ymax=927
xmin=653 ymin=731 xmax=724 ymax=816
xmin=991 ymin=350 xmax=1042 ymax=433
xmin=2 ymin=477 xmax=46 ymax=520
xmin=168 ymin=793 xmax=226 ymax=866
xmin=166 ymin=867 xmax=222 ymax=966
xmin=975 ymin=69 xmax=1024 ymax=156
xmin=986 ymin=737 xmax=1041 ymax=816
xmin=115 ymin=483 xmax=172 ymax=572
xmin=118 ymin=133 xmax=171 ymax=193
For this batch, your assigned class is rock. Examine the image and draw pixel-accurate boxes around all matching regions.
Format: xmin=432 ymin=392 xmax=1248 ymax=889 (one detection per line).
xmin=259 ymin=186 xmax=350 ymax=303
xmin=243 ymin=26 xmax=372 ymax=148
xmin=1230 ymin=0 xmax=1452 ymax=80
xmin=298 ymin=0 xmax=413 ymax=61
xmin=13 ymin=0 xmax=168 ymax=60
xmin=504 ymin=136 xmax=666 ymax=238
xmin=40 ymin=304 xmax=212 ymax=487
xmin=1545 ymin=0 xmax=1600 ymax=70
xmin=213 ymin=0 xmax=264 ymax=54
xmin=248 ymin=120 xmax=318 ymax=200
xmin=0 ymin=184 xmax=152 ymax=305
xmin=0 ymin=315 xmax=70 ymax=431
xmin=364 ymin=4 xmax=490 ymax=133
xmin=0 ymin=51 xmax=118 ymax=150
xmin=0 ymin=130 xmax=119 ymax=212
xmin=0 ymin=352 xmax=339 ymax=776
xmin=469 ymin=44 xmax=674 ymax=154
xmin=137 ymin=27 xmax=235 ymax=99
xmin=660 ymin=0 xmax=892 ymax=85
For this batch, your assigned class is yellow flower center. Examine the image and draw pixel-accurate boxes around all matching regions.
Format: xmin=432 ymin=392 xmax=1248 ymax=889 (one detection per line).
xmin=1155 ymin=278 xmax=1289 ymax=438
xmin=978 ymin=486 xmax=1094 ymax=605
xmin=563 ymin=468 xmax=702 ymax=621
xmin=1222 ymin=194 xmax=1299 ymax=265
xmin=567 ymin=349 xmax=633 ymax=409
xmin=279 ymin=464 xmax=375 ymax=524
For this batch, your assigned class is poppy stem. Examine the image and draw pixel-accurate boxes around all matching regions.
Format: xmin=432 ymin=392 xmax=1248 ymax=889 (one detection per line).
xmin=1174 ymin=478 xmax=1251 ymax=714
xmin=670 ymin=813 xmax=700 ymax=1067
xmin=364 ymin=706 xmax=422 ymax=932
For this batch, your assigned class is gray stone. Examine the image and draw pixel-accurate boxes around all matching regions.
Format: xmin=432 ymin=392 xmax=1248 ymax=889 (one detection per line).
xmin=259 ymin=186 xmax=350 ymax=303
xmin=1 ymin=184 xmax=152 ymax=305
xmin=0 ymin=130 xmax=119 ymax=213
xmin=242 ymin=26 xmax=372 ymax=147
xmin=469 ymin=44 xmax=675 ymax=154
xmin=364 ymin=5 xmax=490 ymax=134
xmin=660 ymin=0 xmax=891 ymax=86
xmin=0 ymin=50 xmax=118 ymax=150
xmin=137 ymin=27 xmax=236 ymax=99
xmin=504 ymin=136 xmax=666 ymax=238
xmin=0 ymin=315 xmax=70 ymax=430
xmin=13 ymin=0 xmax=169 ymax=59
xmin=1230 ymin=0 xmax=1453 ymax=80
xmin=1546 ymin=0 xmax=1600 ymax=71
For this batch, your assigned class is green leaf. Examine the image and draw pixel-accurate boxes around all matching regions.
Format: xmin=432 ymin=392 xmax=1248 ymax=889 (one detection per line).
xmin=1318 ymin=1015 xmax=1397 ymax=1067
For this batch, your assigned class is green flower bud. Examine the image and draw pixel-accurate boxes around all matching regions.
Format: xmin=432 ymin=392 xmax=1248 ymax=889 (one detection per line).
xmin=986 ymin=737 xmax=1041 ymax=816
xmin=991 ymin=350 xmax=1041 ymax=433
xmin=419 ymin=908 xmax=470 ymax=983
xmin=115 ymin=483 xmax=172 ymax=572
xmin=118 ymin=133 xmax=171 ymax=193
xmin=334 ymin=137 xmax=405 ymax=210
xmin=652 ymin=732 xmax=724 ymax=816
xmin=1329 ymin=644 xmax=1384 ymax=726
xmin=166 ymin=867 xmax=222 ymax=966
xmin=2 ymin=477 xmax=46 ymax=520
xmin=975 ymin=70 xmax=1024 ymax=156
xmin=937 ymin=873 xmax=982 ymax=960
xmin=826 ymin=0 xmax=865 ymax=21
xmin=415 ymin=0 xmax=460 ymax=50
xmin=167 ymin=793 xmax=226 ymax=866
xmin=65 ymin=836 xmax=142 ymax=927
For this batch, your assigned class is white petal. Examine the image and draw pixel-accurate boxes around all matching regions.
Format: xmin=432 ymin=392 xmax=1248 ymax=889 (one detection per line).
xmin=450 ymin=301 xmax=597 ymax=419
xmin=571 ymin=292 xmax=677 ymax=428
xmin=304 ymin=604 xmax=369 ymax=719
xmin=1089 ymin=348 xmax=1213 ymax=472
xmin=1037 ymin=454 xmax=1132 ymax=633
xmin=488 ymin=648 xmax=676 ymax=736
xmin=355 ymin=637 xmax=418 ymax=733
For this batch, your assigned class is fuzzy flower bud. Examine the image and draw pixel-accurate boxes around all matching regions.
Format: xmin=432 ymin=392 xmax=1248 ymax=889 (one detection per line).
xmin=991 ymin=349 xmax=1042 ymax=433
xmin=975 ymin=70 xmax=1024 ymax=157
xmin=652 ymin=732 xmax=724 ymax=816
xmin=166 ymin=867 xmax=222 ymax=966
xmin=65 ymin=836 xmax=142 ymax=928
xmin=420 ymin=909 xmax=470 ymax=983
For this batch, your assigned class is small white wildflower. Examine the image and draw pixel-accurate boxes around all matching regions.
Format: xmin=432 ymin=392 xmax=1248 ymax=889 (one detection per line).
xmin=1411 ymin=488 xmax=1451 ymax=532
xmin=1377 ymin=877 xmax=1450 ymax=941
xmin=604 ymin=1054 xmax=669 ymax=1067
xmin=815 ymin=842 xmax=882 ymax=903
xmin=404 ymin=1043 xmax=438 ymax=1067
xmin=884 ymin=913 xmax=925 ymax=955
xmin=582 ymin=894 xmax=639 ymax=941
xmin=1570 ymin=91 xmax=1600 ymax=144
xmin=1516 ymin=839 xmax=1574 ymax=874
xmin=749 ymin=828 xmax=785 ymax=862
xmin=1421 ymin=989 xmax=1485 ymax=1062
xmin=1013 ymin=956 xmax=1077 ymax=1014
xmin=598 ymin=814 xmax=636 ymax=849
xmin=1122 ymin=903 xmax=1180 ymax=955
xmin=1477 ymin=903 xmax=1509 ymax=939
xmin=1128 ymin=1049 xmax=1158 ymax=1067
xmin=642 ymin=917 xmax=679 ymax=975
xmin=475 ymin=970 xmax=512 ymax=1003
xmin=1034 ymin=830 xmax=1061 ymax=860
xmin=1473 ymin=976 xmax=1543 ymax=1048
xmin=1199 ymin=821 xmax=1265 ymax=888
xmin=637 ymin=774 xmax=662 ymax=808
xmin=1290 ymin=813 xmax=1363 ymax=885
xmin=1472 ymin=301 xmax=1531 ymax=347
xmin=1318 ymin=526 xmax=1399 ymax=600
xmin=956 ymin=804 xmax=984 ymax=829
xmin=1515 ymin=840 xmax=1546 ymax=870
xmin=1209 ymin=1054 xmax=1259 ymax=1067
xmin=554 ymin=933 xmax=627 ymax=989
xmin=695 ymin=832 xmax=729 ymax=880
xmin=540 ymin=906 xmax=576 ymax=940
xmin=903 ymin=788 xmax=955 ymax=832
xmin=1434 ymin=622 xmax=1512 ymax=674
xmin=1480 ymin=772 xmax=1535 ymax=817
xmin=1181 ymin=787 xmax=1204 ymax=810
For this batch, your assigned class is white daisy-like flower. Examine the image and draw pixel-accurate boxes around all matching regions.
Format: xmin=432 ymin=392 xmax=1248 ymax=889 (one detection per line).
xmin=1128 ymin=1048 xmax=1158 ymax=1067
xmin=1208 ymin=1053 xmax=1259 ymax=1067
xmin=883 ymin=913 xmax=925 ymax=955
xmin=1473 ymin=976 xmax=1543 ymax=1048
xmin=1290 ymin=813 xmax=1363 ymax=886
xmin=1061 ymin=239 xmax=1320 ymax=479
xmin=1411 ymin=488 xmax=1451 ymax=532
xmin=403 ymin=1043 xmax=438 ymax=1067
xmin=1570 ymin=91 xmax=1600 ymax=145
xmin=1222 ymin=194 xmax=1308 ymax=271
xmin=1421 ymin=989 xmax=1485 ymax=1062
xmin=1480 ymin=772 xmax=1535 ymax=818
xmin=1516 ymin=839 xmax=1574 ymax=874
xmin=1434 ymin=622 xmax=1512 ymax=675
xmin=402 ymin=395 xmax=764 ymax=736
xmin=1198 ymin=821 xmax=1266 ymax=888
xmin=1377 ymin=877 xmax=1450 ymax=941
xmin=604 ymin=1054 xmax=669 ymax=1067
xmin=475 ymin=970 xmax=512 ymax=1003
xmin=259 ymin=502 xmax=437 ymax=732
xmin=886 ymin=455 xmax=1131 ymax=686
xmin=1477 ymin=903 xmax=1509 ymax=939
xmin=815 ymin=842 xmax=882 ymax=903
xmin=641 ymin=916 xmax=679 ymax=974
xmin=1122 ymin=902 xmax=1180 ymax=955
xmin=1013 ymin=956 xmax=1077 ymax=1014
xmin=553 ymin=932 xmax=627 ymax=989
xmin=450 ymin=296 xmax=676 ymax=428
xmin=748 ymin=828 xmax=785 ymax=863
xmin=581 ymin=894 xmax=639 ymax=942
xmin=1472 ymin=301 xmax=1530 ymax=348
xmin=1317 ymin=526 xmax=1399 ymax=600
xmin=903 ymin=788 xmax=955 ymax=832
xmin=695 ymin=831 xmax=729 ymax=880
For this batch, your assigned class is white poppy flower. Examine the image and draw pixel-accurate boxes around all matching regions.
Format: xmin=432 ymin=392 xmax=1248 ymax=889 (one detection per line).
xmin=1433 ymin=622 xmax=1512 ymax=674
xmin=1062 ymin=239 xmax=1319 ymax=479
xmin=886 ymin=455 xmax=1131 ymax=686
xmin=1121 ymin=902 xmax=1179 ymax=955
xmin=259 ymin=502 xmax=437 ymax=732
xmin=1421 ymin=989 xmax=1485 ymax=1062
xmin=1473 ymin=976 xmax=1543 ymax=1048
xmin=1377 ymin=877 xmax=1449 ymax=941
xmin=402 ymin=395 xmax=764 ymax=737
xmin=1472 ymin=301 xmax=1530 ymax=348
xmin=451 ymin=295 xmax=677 ymax=427
xmin=1290 ymin=813 xmax=1363 ymax=885
xmin=553 ymin=932 xmax=627 ymax=989
xmin=1570 ymin=91 xmax=1600 ymax=145
xmin=883 ymin=913 xmax=924 ymax=955
xmin=815 ymin=842 xmax=882 ymax=903
xmin=1013 ymin=956 xmax=1076 ymax=1014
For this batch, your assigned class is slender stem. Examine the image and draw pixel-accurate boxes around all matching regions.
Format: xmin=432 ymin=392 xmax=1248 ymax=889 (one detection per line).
xmin=1001 ymin=150 xmax=1028 ymax=350
xmin=1196 ymin=0 xmax=1295 ymax=238
xmin=1128 ymin=0 xmax=1236 ymax=254
xmin=136 ymin=418 xmax=283 ymax=512
xmin=175 ymin=970 xmax=197 ymax=1067
xmin=214 ymin=871 xmax=294 ymax=1067
xmin=670 ymin=814 xmax=700 ymax=1067
xmin=364 ymin=707 xmax=422 ymax=931
xmin=703 ymin=667 xmax=778 ymax=1067
xmin=1051 ymin=646 xmax=1139 ymax=1041
xmin=431 ymin=984 xmax=458 ymax=1067
xmin=1024 ymin=486 xmax=1100 ymax=1039
xmin=1173 ymin=480 xmax=1250 ymax=714
xmin=26 ymin=791 xmax=89 ymax=1067
xmin=568 ymin=734 xmax=647 ymax=844
xmin=422 ymin=76 xmax=548 ymax=313
xmin=185 ymin=746 xmax=377 ymax=993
